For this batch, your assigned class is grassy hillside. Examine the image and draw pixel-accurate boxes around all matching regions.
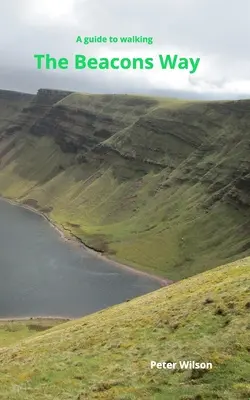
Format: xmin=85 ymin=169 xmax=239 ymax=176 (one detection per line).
xmin=0 ymin=257 xmax=249 ymax=399
xmin=0 ymin=319 xmax=66 ymax=347
xmin=0 ymin=90 xmax=250 ymax=280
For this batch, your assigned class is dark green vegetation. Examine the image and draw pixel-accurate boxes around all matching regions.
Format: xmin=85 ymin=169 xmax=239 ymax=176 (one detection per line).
xmin=0 ymin=258 xmax=249 ymax=399
xmin=0 ymin=89 xmax=250 ymax=279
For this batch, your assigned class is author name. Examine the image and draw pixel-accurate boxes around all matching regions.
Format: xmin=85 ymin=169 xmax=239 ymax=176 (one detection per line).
xmin=150 ymin=360 xmax=213 ymax=370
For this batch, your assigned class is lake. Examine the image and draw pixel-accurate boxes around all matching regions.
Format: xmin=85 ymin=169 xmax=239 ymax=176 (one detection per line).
xmin=0 ymin=198 xmax=160 ymax=319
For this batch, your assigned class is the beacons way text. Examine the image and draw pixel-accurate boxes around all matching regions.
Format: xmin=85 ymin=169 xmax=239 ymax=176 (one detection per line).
xmin=34 ymin=54 xmax=200 ymax=74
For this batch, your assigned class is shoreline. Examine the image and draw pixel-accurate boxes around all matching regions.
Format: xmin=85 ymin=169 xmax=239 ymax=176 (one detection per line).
xmin=1 ymin=196 xmax=173 ymax=287
xmin=0 ymin=196 xmax=174 ymax=322
xmin=0 ymin=316 xmax=72 ymax=322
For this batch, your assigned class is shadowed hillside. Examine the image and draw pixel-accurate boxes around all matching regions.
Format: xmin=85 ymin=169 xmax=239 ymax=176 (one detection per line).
xmin=0 ymin=89 xmax=34 ymax=132
xmin=0 ymin=89 xmax=250 ymax=280
xmin=0 ymin=257 xmax=249 ymax=399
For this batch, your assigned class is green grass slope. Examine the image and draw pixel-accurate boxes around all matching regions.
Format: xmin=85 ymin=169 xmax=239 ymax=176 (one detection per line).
xmin=0 ymin=319 xmax=66 ymax=347
xmin=0 ymin=258 xmax=249 ymax=399
xmin=0 ymin=91 xmax=250 ymax=280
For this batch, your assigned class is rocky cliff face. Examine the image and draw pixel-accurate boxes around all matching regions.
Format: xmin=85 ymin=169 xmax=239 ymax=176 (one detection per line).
xmin=1 ymin=89 xmax=72 ymax=137
xmin=0 ymin=89 xmax=249 ymax=279
xmin=0 ymin=89 xmax=34 ymax=133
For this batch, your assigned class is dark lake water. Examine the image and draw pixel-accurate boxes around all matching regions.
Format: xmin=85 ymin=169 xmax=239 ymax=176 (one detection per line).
xmin=0 ymin=199 xmax=160 ymax=319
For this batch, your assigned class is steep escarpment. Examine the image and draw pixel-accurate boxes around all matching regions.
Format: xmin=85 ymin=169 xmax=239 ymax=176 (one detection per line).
xmin=1 ymin=88 xmax=73 ymax=138
xmin=29 ymin=93 xmax=159 ymax=155
xmin=0 ymin=89 xmax=34 ymax=133
xmin=0 ymin=90 xmax=250 ymax=280
xmin=160 ymin=100 xmax=250 ymax=207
